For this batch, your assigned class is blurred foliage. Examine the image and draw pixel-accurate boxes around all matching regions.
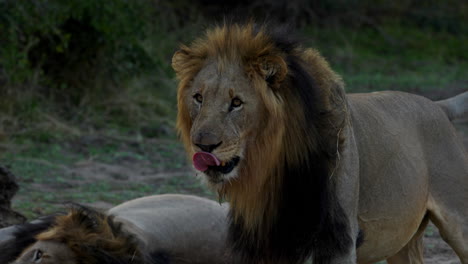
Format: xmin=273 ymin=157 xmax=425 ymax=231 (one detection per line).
xmin=0 ymin=0 xmax=466 ymax=141
xmin=303 ymin=23 xmax=468 ymax=95
xmin=1 ymin=1 xmax=149 ymax=96
xmin=196 ymin=0 xmax=467 ymax=33
xmin=0 ymin=0 xmax=204 ymax=139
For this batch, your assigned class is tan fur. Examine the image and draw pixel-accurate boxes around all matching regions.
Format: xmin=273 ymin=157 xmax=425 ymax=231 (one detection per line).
xmin=173 ymin=23 xmax=468 ymax=263
xmin=436 ymin=91 xmax=468 ymax=121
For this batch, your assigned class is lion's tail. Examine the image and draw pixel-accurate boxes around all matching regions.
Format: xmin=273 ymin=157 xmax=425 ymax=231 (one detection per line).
xmin=436 ymin=91 xmax=468 ymax=121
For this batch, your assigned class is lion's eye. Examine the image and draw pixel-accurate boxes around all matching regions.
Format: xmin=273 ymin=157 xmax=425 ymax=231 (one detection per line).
xmin=231 ymin=98 xmax=243 ymax=108
xmin=193 ymin=93 xmax=203 ymax=104
xmin=33 ymin=249 xmax=43 ymax=262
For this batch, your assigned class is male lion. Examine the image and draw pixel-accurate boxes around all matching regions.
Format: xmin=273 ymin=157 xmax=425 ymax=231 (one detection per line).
xmin=172 ymin=23 xmax=468 ymax=264
xmin=1 ymin=194 xmax=234 ymax=264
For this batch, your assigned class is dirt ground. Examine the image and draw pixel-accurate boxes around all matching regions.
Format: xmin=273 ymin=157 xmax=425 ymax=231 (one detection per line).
xmin=5 ymin=93 xmax=467 ymax=264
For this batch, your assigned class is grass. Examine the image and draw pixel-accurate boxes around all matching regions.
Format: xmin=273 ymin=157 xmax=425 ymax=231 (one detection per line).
xmin=303 ymin=24 xmax=467 ymax=95
xmin=1 ymin=135 xmax=213 ymax=219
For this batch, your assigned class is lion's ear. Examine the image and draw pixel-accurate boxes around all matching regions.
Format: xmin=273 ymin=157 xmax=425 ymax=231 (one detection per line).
xmin=258 ymin=55 xmax=288 ymax=89
xmin=172 ymin=47 xmax=192 ymax=76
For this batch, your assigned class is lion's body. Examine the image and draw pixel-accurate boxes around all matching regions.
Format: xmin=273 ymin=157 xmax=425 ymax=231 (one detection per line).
xmin=1 ymin=194 xmax=234 ymax=264
xmin=109 ymin=194 xmax=232 ymax=264
xmin=172 ymin=23 xmax=468 ymax=264
xmin=347 ymin=92 xmax=468 ymax=263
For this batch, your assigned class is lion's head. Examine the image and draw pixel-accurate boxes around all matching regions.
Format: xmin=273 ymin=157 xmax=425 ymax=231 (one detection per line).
xmin=173 ymin=23 xmax=349 ymax=263
xmin=9 ymin=206 xmax=150 ymax=264
xmin=173 ymin=24 xmax=288 ymax=189
xmin=13 ymin=240 xmax=76 ymax=264
xmin=173 ymin=22 xmax=345 ymax=208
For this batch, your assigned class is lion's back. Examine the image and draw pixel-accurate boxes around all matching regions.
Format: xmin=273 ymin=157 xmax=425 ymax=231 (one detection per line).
xmin=348 ymin=91 xmax=462 ymax=159
xmin=348 ymin=91 xmax=465 ymax=162
xmin=348 ymin=90 xmax=467 ymax=196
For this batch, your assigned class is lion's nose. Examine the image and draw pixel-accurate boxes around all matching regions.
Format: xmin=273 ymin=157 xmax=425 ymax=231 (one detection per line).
xmin=193 ymin=132 xmax=222 ymax=153
xmin=195 ymin=142 xmax=222 ymax=153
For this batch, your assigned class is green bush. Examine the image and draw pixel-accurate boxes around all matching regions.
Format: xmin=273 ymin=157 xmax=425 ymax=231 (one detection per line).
xmin=1 ymin=0 xmax=152 ymax=102
xmin=0 ymin=0 xmax=205 ymax=138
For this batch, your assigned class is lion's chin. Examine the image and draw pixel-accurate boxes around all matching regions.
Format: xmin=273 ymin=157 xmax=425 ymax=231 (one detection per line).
xmin=202 ymin=156 xmax=240 ymax=185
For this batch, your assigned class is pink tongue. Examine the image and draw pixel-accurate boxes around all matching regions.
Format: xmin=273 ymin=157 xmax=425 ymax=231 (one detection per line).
xmin=193 ymin=152 xmax=221 ymax=172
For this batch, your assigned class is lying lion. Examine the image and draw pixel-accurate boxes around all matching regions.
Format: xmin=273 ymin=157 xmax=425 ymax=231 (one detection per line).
xmin=172 ymin=22 xmax=468 ymax=264
xmin=0 ymin=194 xmax=235 ymax=264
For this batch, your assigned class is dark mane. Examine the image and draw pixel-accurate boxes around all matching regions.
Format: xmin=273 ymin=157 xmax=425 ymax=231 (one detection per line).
xmin=226 ymin=24 xmax=352 ymax=263
xmin=38 ymin=204 xmax=164 ymax=264
xmin=0 ymin=215 xmax=58 ymax=264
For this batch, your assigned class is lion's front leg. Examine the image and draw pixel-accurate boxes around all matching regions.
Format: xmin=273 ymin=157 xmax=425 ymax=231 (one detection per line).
xmin=328 ymin=126 xmax=365 ymax=264
xmin=329 ymin=248 xmax=358 ymax=264
xmin=317 ymin=127 xmax=360 ymax=264
xmin=311 ymin=230 xmax=359 ymax=264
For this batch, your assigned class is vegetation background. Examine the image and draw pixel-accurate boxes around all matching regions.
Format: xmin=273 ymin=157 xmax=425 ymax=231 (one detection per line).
xmin=0 ymin=1 xmax=467 ymax=263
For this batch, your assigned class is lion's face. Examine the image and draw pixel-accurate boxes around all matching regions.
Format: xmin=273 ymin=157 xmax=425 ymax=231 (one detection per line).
xmin=14 ymin=241 xmax=77 ymax=264
xmin=182 ymin=61 xmax=266 ymax=185
xmin=173 ymin=25 xmax=289 ymax=190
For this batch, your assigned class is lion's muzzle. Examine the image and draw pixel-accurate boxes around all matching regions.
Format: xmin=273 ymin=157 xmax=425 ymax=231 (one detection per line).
xmin=193 ymin=152 xmax=240 ymax=181
xmin=193 ymin=152 xmax=221 ymax=171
